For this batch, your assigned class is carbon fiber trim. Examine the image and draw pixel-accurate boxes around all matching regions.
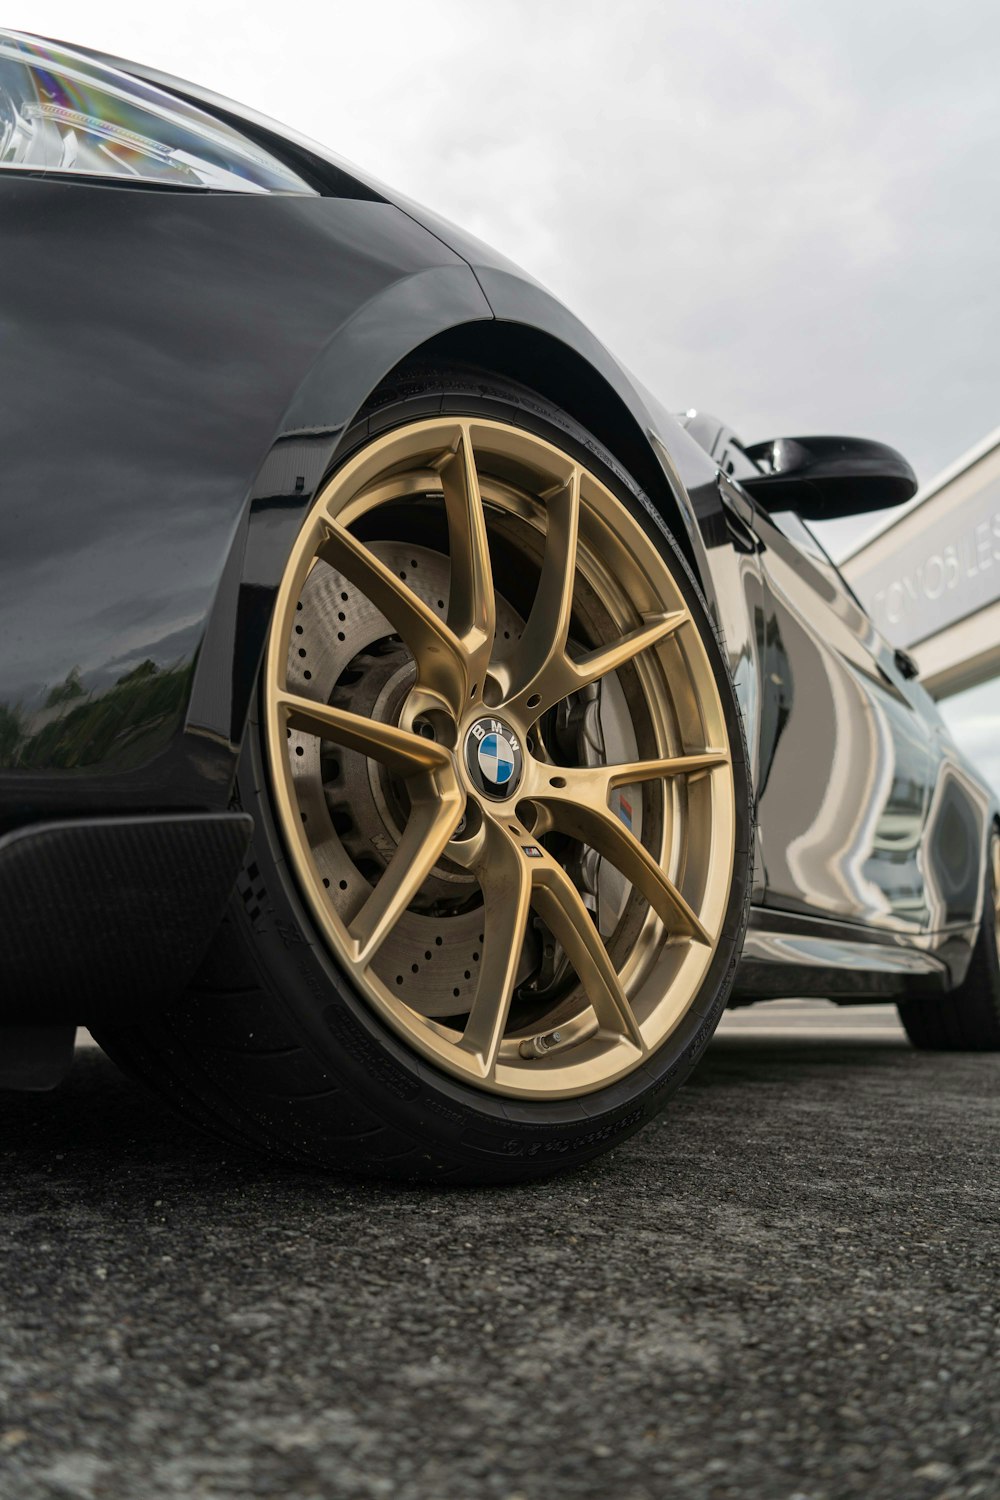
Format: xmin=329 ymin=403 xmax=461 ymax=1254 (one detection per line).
xmin=0 ymin=1024 xmax=75 ymax=1090
xmin=0 ymin=813 xmax=252 ymax=1023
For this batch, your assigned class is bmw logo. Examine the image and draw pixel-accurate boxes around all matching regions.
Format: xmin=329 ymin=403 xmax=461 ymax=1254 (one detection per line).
xmin=465 ymin=717 xmax=523 ymax=800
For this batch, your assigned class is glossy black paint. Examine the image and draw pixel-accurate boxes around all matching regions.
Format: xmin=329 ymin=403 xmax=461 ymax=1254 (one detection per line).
xmin=0 ymin=176 xmax=490 ymax=825
xmin=742 ymin=435 xmax=919 ymax=520
xmin=0 ymin=35 xmax=995 ymax=1030
xmin=685 ymin=416 xmax=996 ymax=998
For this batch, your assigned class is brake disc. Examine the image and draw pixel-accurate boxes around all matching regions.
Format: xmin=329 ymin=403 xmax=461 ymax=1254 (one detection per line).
xmin=287 ymin=541 xmax=528 ymax=1017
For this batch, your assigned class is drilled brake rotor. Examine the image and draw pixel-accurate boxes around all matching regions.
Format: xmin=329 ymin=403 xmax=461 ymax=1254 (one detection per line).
xmin=287 ymin=541 xmax=532 ymax=1017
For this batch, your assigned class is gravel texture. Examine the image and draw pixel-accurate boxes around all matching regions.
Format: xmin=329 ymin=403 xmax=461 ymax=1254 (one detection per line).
xmin=0 ymin=1031 xmax=997 ymax=1500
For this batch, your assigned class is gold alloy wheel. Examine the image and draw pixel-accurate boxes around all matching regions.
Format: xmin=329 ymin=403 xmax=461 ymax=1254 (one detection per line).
xmin=264 ymin=417 xmax=736 ymax=1098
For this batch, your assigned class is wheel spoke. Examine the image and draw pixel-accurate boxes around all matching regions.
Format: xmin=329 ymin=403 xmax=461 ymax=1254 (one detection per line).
xmin=565 ymin=612 xmax=690 ymax=696
xmin=318 ymin=521 xmax=468 ymax=716
xmin=534 ymin=791 xmax=712 ymax=945
xmin=501 ymin=469 xmax=579 ymax=712
xmin=349 ymin=776 xmax=466 ymax=966
xmin=506 ymin=608 xmax=688 ymax=722
xmin=440 ymin=427 xmax=496 ymax=688
xmin=276 ymin=690 xmax=451 ymax=777
xmin=542 ymin=750 xmax=729 ymax=806
xmin=458 ymin=823 xmax=532 ymax=1074
xmin=530 ymin=855 xmax=645 ymax=1049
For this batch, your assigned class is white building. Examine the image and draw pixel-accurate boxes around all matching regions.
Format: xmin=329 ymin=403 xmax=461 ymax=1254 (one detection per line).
xmin=842 ymin=428 xmax=1000 ymax=797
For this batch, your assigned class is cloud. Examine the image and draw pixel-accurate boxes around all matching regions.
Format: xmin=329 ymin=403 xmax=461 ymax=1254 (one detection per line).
xmin=23 ymin=0 xmax=1000 ymax=534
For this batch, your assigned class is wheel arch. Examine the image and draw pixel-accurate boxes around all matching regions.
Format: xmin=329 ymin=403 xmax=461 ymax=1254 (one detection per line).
xmin=188 ymin=291 xmax=711 ymax=773
xmin=390 ymin=320 xmax=701 ymax=577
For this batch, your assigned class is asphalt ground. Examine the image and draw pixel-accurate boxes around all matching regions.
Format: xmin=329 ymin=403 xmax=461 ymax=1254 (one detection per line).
xmin=1 ymin=1004 xmax=997 ymax=1500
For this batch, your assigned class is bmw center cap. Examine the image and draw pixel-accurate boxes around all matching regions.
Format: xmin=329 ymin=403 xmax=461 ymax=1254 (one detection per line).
xmin=465 ymin=717 xmax=524 ymax=800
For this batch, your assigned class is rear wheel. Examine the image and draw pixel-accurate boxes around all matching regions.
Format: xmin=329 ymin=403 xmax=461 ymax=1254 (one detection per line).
xmin=96 ymin=366 xmax=752 ymax=1181
xmin=898 ymin=828 xmax=1000 ymax=1051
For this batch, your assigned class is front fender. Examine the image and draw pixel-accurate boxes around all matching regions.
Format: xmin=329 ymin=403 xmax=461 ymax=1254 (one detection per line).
xmin=186 ymin=261 xmax=494 ymax=755
xmin=0 ymin=180 xmax=489 ymax=824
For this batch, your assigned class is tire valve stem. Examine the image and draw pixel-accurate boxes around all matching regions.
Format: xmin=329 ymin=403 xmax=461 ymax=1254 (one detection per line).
xmin=519 ymin=1030 xmax=562 ymax=1060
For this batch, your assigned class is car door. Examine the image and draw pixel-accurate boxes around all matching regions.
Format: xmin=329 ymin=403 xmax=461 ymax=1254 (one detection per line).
xmin=715 ymin=442 xmax=936 ymax=933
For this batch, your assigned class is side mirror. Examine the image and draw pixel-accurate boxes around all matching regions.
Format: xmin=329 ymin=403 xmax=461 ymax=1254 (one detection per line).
xmin=740 ymin=435 xmax=918 ymax=520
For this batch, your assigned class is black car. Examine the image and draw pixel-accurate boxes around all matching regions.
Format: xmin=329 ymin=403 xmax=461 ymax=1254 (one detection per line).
xmin=1 ymin=29 xmax=997 ymax=1181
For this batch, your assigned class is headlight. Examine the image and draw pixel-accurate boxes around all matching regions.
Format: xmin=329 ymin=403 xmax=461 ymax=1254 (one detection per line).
xmin=0 ymin=29 xmax=316 ymax=194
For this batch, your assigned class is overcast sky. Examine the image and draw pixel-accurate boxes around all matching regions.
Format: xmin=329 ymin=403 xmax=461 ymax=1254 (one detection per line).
xmin=20 ymin=1 xmax=1000 ymax=553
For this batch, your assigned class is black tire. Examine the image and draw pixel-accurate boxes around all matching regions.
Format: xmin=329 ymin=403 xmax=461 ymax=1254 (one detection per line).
xmin=898 ymin=829 xmax=1000 ymax=1052
xmin=95 ymin=364 xmax=753 ymax=1183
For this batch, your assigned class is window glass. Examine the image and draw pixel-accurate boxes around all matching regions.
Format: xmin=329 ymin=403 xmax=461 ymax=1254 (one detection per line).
xmin=937 ymin=675 xmax=1000 ymax=798
xmin=769 ymin=509 xmax=834 ymax=569
xmin=0 ymin=30 xmax=315 ymax=193
xmin=763 ymin=508 xmax=853 ymax=595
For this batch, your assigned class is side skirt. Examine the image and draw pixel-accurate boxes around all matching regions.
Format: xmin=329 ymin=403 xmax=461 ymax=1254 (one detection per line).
xmin=730 ymin=907 xmax=973 ymax=1005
